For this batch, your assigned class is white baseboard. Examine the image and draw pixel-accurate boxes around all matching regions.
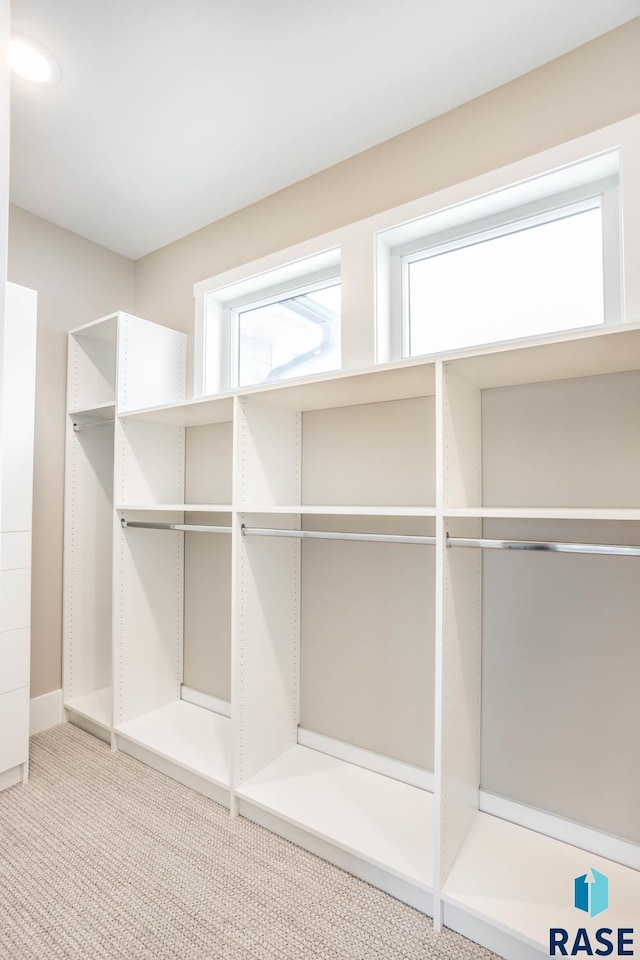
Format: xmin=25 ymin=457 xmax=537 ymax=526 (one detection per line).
xmin=181 ymin=685 xmax=231 ymax=718
xmin=479 ymin=791 xmax=640 ymax=872
xmin=297 ymin=727 xmax=434 ymax=792
xmin=30 ymin=688 xmax=63 ymax=735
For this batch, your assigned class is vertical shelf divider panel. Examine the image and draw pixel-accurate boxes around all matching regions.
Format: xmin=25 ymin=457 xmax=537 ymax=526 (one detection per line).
xmin=117 ymin=314 xmax=187 ymax=414
xmin=442 ymin=363 xmax=482 ymax=511
xmin=434 ymin=360 xmax=483 ymax=926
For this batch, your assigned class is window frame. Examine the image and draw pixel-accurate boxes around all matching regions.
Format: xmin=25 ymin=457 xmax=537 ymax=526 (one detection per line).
xmin=391 ymin=175 xmax=621 ymax=361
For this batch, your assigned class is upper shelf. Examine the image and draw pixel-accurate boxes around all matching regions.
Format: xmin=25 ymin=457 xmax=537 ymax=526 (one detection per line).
xmin=237 ymin=505 xmax=437 ymax=516
xmin=70 ymin=314 xmax=118 ymax=346
xmin=120 ymin=394 xmax=235 ymax=426
xmin=444 ymin=507 xmax=640 ymax=521
xmin=448 ymin=320 xmax=640 ymax=389
xmin=118 ymin=321 xmax=640 ymax=423
xmin=120 ymin=358 xmax=436 ymax=424
xmin=69 ymin=401 xmax=116 ymax=422
xmin=241 ymin=360 xmax=435 ymax=411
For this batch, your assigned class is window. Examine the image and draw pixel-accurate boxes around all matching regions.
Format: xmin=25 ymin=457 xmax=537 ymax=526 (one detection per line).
xmin=234 ymin=279 xmax=341 ymax=388
xmin=405 ymin=201 xmax=605 ymax=357
xmin=377 ymin=152 xmax=622 ymax=362
xmin=198 ymin=248 xmax=341 ymax=396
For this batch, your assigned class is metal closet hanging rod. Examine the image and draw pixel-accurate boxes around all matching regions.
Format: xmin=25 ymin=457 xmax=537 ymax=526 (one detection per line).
xmin=121 ymin=519 xmax=232 ymax=534
xmin=447 ymin=536 xmax=640 ymax=557
xmin=73 ymin=419 xmax=113 ymax=432
xmin=240 ymin=524 xmax=436 ymax=545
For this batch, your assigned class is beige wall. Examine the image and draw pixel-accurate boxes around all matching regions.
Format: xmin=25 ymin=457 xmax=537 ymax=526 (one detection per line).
xmin=7 ymin=206 xmax=134 ymax=698
xmin=135 ymin=18 xmax=640 ymax=332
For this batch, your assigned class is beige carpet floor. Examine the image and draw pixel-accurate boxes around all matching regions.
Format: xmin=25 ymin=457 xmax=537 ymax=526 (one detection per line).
xmin=0 ymin=724 xmax=498 ymax=960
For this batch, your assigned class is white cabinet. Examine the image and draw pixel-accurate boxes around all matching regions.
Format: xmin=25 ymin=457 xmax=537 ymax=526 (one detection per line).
xmin=63 ymin=313 xmax=187 ymax=743
xmin=65 ymin=315 xmax=640 ymax=957
xmin=0 ymin=282 xmax=37 ymax=791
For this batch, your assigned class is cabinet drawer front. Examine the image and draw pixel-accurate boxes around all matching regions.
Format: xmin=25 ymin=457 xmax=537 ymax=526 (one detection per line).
xmin=0 ymin=568 xmax=30 ymax=633
xmin=0 ymin=628 xmax=29 ymax=695
xmin=1 ymin=532 xmax=31 ymax=571
xmin=0 ymin=687 xmax=29 ymax=773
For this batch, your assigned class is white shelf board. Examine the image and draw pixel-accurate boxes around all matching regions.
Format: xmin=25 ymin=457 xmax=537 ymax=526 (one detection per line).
xmin=65 ymin=687 xmax=112 ymax=730
xmin=240 ymin=359 xmax=436 ymax=411
xmin=444 ymin=506 xmax=640 ymax=521
xmin=119 ymin=394 xmax=234 ymax=427
xmin=115 ymin=700 xmax=231 ymax=789
xmin=236 ymin=744 xmax=433 ymax=891
xmin=117 ymin=503 xmax=233 ymax=513
xmin=443 ymin=812 xmax=640 ymax=951
xmin=70 ymin=314 xmax=118 ymax=344
xmin=119 ymin=358 xmax=435 ymax=422
xmin=69 ymin=401 xmax=116 ymax=421
xmin=448 ymin=320 xmax=640 ymax=390
xmin=237 ymin=504 xmax=437 ymax=516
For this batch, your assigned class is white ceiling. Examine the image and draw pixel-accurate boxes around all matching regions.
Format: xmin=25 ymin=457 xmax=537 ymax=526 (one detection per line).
xmin=9 ymin=0 xmax=640 ymax=259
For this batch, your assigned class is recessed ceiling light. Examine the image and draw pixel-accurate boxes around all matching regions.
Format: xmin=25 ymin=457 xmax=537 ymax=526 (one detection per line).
xmin=10 ymin=35 xmax=60 ymax=85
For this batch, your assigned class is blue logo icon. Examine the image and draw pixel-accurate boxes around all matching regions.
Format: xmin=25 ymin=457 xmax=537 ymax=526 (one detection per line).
xmin=574 ymin=869 xmax=609 ymax=918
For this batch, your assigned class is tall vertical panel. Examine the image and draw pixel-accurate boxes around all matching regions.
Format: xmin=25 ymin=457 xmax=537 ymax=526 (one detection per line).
xmin=117 ymin=314 xmax=187 ymax=413
xmin=434 ymin=362 xmax=483 ymax=925
xmin=442 ymin=365 xmax=482 ymax=510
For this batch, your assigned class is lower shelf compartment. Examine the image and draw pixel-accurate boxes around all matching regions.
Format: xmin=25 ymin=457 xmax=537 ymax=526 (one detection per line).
xmin=65 ymin=687 xmax=112 ymax=730
xmin=236 ymin=744 xmax=433 ymax=909
xmin=442 ymin=812 xmax=640 ymax=955
xmin=115 ymin=700 xmax=231 ymax=802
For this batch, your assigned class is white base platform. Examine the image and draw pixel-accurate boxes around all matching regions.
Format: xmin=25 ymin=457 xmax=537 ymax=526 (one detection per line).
xmin=236 ymin=744 xmax=433 ymax=913
xmin=65 ymin=687 xmax=112 ymax=743
xmin=115 ymin=700 xmax=231 ymax=807
xmin=0 ymin=764 xmax=24 ymax=792
xmin=442 ymin=812 xmax=640 ymax=957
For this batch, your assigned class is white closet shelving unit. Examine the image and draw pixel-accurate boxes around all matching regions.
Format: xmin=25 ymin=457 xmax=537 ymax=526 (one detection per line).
xmin=63 ymin=313 xmax=187 ymax=742
xmin=65 ymin=316 xmax=640 ymax=958
xmin=231 ymin=362 xmax=437 ymax=910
